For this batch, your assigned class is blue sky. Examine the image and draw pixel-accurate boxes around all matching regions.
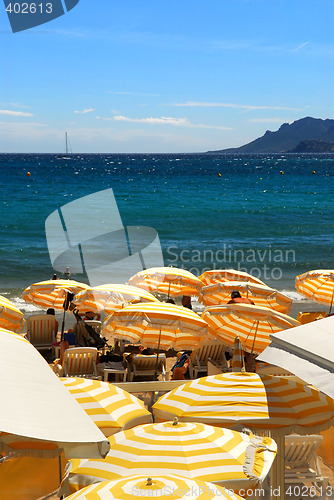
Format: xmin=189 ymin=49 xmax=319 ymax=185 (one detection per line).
xmin=1 ymin=0 xmax=333 ymax=153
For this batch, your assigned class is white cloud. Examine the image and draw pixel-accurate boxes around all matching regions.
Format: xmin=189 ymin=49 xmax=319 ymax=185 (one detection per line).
xmin=0 ymin=109 xmax=34 ymax=117
xmin=0 ymin=102 xmax=31 ymax=109
xmin=74 ymin=107 xmax=95 ymax=114
xmin=292 ymin=41 xmax=310 ymax=52
xmin=112 ymin=115 xmax=232 ymax=130
xmin=170 ymin=101 xmax=302 ymax=111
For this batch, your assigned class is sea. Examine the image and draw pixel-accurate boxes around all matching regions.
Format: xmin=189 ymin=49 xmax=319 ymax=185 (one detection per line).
xmin=1 ymin=152 xmax=334 ymax=316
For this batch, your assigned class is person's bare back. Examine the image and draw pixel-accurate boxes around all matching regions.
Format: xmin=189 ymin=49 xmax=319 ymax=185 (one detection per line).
xmin=227 ymin=290 xmax=255 ymax=305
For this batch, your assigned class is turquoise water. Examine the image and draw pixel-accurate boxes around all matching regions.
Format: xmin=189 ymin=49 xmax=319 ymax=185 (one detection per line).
xmin=1 ymin=153 xmax=334 ymax=308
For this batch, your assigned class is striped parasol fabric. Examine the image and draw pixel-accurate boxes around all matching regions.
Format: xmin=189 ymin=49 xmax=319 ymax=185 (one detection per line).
xmin=128 ymin=267 xmax=203 ymax=297
xmin=199 ymin=281 xmax=292 ymax=314
xmin=152 ymin=372 xmax=334 ymax=432
xmin=231 ymin=336 xmax=244 ymax=372
xmin=202 ymin=304 xmax=300 ymax=354
xmin=295 ymin=269 xmax=334 ymax=305
xmin=152 ymin=372 xmax=334 ymax=500
xmin=198 ymin=270 xmax=266 ymax=287
xmin=103 ymin=303 xmax=208 ymax=350
xmin=59 ymin=420 xmax=277 ymax=497
xmin=64 ymin=475 xmax=245 ymax=500
xmin=60 ymin=378 xmax=152 ymax=437
xmin=72 ymin=284 xmax=159 ymax=315
xmin=22 ymin=279 xmax=90 ymax=310
xmin=0 ymin=295 xmax=25 ymax=332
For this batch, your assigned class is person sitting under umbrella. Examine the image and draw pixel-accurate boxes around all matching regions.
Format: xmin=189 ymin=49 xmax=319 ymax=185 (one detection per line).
xmin=227 ymin=290 xmax=255 ymax=305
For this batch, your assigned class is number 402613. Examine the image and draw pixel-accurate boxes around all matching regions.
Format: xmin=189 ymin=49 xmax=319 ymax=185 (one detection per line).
xmin=6 ymin=3 xmax=53 ymax=14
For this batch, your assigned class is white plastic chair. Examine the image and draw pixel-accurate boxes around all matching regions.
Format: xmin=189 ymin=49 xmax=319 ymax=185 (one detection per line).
xmin=61 ymin=347 xmax=100 ymax=379
xmin=284 ymin=434 xmax=329 ymax=493
xmin=127 ymin=353 xmax=167 ymax=381
xmin=188 ymin=338 xmax=229 ymax=378
xmin=26 ymin=314 xmax=57 ymax=351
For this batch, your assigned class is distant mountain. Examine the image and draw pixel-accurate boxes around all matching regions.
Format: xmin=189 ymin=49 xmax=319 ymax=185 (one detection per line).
xmin=208 ymin=117 xmax=334 ymax=154
xmin=289 ymin=139 xmax=334 ymax=153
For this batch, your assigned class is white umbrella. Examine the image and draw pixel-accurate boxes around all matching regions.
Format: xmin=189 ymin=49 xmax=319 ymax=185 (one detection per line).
xmin=257 ymin=315 xmax=334 ymax=400
xmin=0 ymin=327 xmax=109 ymax=459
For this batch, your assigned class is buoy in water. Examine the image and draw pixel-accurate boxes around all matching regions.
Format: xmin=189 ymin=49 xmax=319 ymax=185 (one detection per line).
xmin=280 ymin=170 xmax=284 ymax=175
xmin=27 ymin=172 xmax=31 ymax=177
xmin=218 ymin=173 xmax=221 ymax=177
xmin=312 ymin=170 xmax=316 ymax=174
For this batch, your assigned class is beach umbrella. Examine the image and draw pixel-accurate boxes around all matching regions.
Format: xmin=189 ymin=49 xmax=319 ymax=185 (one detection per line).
xmin=103 ymin=302 xmax=208 ymax=351
xmin=0 ymin=327 xmax=110 ymax=460
xmin=198 ymin=269 xmax=266 ymax=287
xmin=72 ymin=284 xmax=159 ymax=315
xmin=295 ymin=269 xmax=334 ymax=312
xmin=152 ymin=372 xmax=334 ymax=430
xmin=22 ymin=279 xmax=91 ymax=339
xmin=231 ymin=336 xmax=244 ymax=372
xmin=128 ymin=267 xmax=203 ymax=297
xmin=202 ymin=304 xmax=300 ymax=356
xmin=0 ymin=294 xmax=25 ymax=332
xmin=22 ymin=279 xmax=90 ymax=310
xmin=257 ymin=315 xmax=334 ymax=401
xmin=152 ymin=372 xmax=334 ymax=500
xmin=60 ymin=377 xmax=153 ymax=437
xmin=63 ymin=475 xmax=246 ymax=500
xmin=199 ymin=281 xmax=292 ymax=314
xmin=59 ymin=420 xmax=277 ymax=497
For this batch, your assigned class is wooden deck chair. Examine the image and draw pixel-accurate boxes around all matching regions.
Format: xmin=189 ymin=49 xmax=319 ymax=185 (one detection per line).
xmin=26 ymin=314 xmax=58 ymax=351
xmin=284 ymin=435 xmax=329 ymax=493
xmin=188 ymin=338 xmax=229 ymax=379
xmin=62 ymin=347 xmax=100 ymax=378
xmin=128 ymin=353 xmax=167 ymax=381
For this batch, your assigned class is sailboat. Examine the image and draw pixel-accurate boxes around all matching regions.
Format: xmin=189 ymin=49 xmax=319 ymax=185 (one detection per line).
xmin=58 ymin=132 xmax=72 ymax=159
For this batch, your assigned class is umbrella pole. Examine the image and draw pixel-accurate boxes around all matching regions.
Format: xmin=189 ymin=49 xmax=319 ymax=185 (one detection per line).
xmin=150 ymin=329 xmax=162 ymax=410
xmin=329 ymin=288 xmax=334 ymax=315
xmin=60 ymin=308 xmax=66 ymax=342
xmin=248 ymin=320 xmax=259 ymax=372
xmin=153 ymin=328 xmax=162 ymax=381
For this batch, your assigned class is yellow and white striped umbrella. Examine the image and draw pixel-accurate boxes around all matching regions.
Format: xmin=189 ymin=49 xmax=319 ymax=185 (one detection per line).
xmin=128 ymin=267 xmax=203 ymax=297
xmin=295 ymin=269 xmax=334 ymax=305
xmin=152 ymin=372 xmax=334 ymax=500
xmin=72 ymin=284 xmax=159 ymax=315
xmin=199 ymin=281 xmax=292 ymax=314
xmin=198 ymin=270 xmax=266 ymax=287
xmin=202 ymin=304 xmax=300 ymax=354
xmin=65 ymin=475 xmax=245 ymax=500
xmin=22 ymin=279 xmax=90 ymax=310
xmin=0 ymin=295 xmax=25 ymax=332
xmin=60 ymin=377 xmax=152 ymax=437
xmin=103 ymin=303 xmax=208 ymax=350
xmin=152 ymin=372 xmax=334 ymax=432
xmin=59 ymin=420 xmax=277 ymax=497
xmin=231 ymin=336 xmax=244 ymax=372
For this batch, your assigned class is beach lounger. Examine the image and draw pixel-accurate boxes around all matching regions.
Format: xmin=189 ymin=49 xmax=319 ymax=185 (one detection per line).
xmin=26 ymin=314 xmax=58 ymax=352
xmin=60 ymin=347 xmax=100 ymax=379
xmin=188 ymin=338 xmax=229 ymax=379
xmin=127 ymin=353 xmax=167 ymax=381
xmin=284 ymin=434 xmax=329 ymax=493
